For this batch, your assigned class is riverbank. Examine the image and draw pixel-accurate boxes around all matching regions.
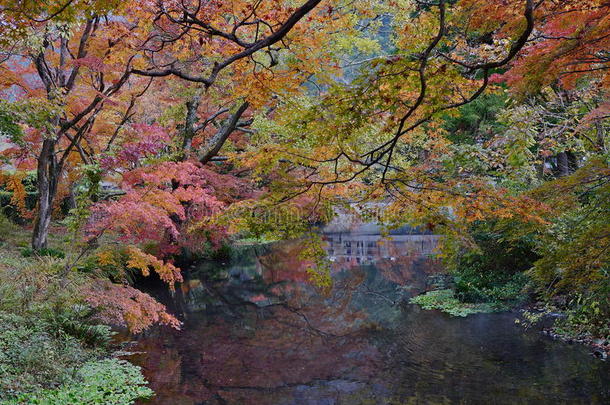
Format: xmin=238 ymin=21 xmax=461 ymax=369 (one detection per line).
xmin=0 ymin=216 xmax=153 ymax=404
xmin=520 ymin=304 xmax=610 ymax=361
xmin=409 ymin=271 xmax=610 ymax=361
xmin=541 ymin=325 xmax=610 ymax=360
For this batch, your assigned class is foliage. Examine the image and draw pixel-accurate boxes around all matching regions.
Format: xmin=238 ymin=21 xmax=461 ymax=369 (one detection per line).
xmin=0 ymin=252 xmax=84 ymax=317
xmin=440 ymin=220 xmax=536 ymax=306
xmin=414 ymin=225 xmax=532 ymax=315
xmin=454 ymin=268 xmax=529 ymax=307
xmin=0 ymin=105 xmax=22 ymax=142
xmin=84 ymin=280 xmax=181 ymax=334
xmin=5 ymin=359 xmax=153 ymax=405
xmin=410 ymin=289 xmax=495 ymax=317
xmin=0 ymin=211 xmax=18 ymax=244
xmin=0 ymin=312 xmax=99 ymax=399
xmin=442 ymin=93 xmax=508 ymax=145
xmin=89 ymin=162 xmax=226 ymax=248
xmin=47 ymin=305 xmax=116 ymax=348
xmin=0 ymin=222 xmax=179 ymax=335
xmin=21 ymin=247 xmax=65 ymax=259
xmin=474 ymin=0 xmax=610 ymax=98
xmin=528 ymin=159 xmax=610 ymax=294
xmin=553 ymin=286 xmax=610 ymax=340
xmin=0 ymin=226 xmax=157 ymax=403
xmin=517 ymin=282 xmax=610 ymax=341
xmin=84 ymin=161 xmax=250 ymax=288
xmin=0 ymin=171 xmax=36 ymax=220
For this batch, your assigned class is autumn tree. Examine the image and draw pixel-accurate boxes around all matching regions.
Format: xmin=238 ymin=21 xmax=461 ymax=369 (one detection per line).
xmin=237 ymin=0 xmax=608 ymax=238
xmin=0 ymin=1 xmax=143 ymax=249
xmin=239 ymin=0 xmax=539 ymax=234
xmin=0 ymin=0 xmax=355 ymax=251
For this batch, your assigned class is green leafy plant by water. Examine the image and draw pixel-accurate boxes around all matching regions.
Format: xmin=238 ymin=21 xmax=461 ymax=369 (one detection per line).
xmin=0 ymin=312 xmax=98 ymax=399
xmin=554 ymin=289 xmax=610 ymax=340
xmin=410 ymin=289 xmax=496 ymax=317
xmin=4 ymin=359 xmax=153 ymax=405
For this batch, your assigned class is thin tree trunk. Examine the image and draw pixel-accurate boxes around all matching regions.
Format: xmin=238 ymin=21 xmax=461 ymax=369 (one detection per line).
xmin=32 ymin=138 xmax=59 ymax=250
xmin=566 ymin=150 xmax=578 ymax=173
xmin=596 ymin=121 xmax=607 ymax=152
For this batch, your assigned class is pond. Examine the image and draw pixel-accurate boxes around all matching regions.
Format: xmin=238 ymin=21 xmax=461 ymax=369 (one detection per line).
xmin=128 ymin=229 xmax=610 ymax=404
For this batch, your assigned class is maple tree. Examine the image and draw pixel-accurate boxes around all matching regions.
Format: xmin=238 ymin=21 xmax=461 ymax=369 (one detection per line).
xmin=0 ymin=1 xmax=360 ymax=331
xmin=238 ymin=0 xmax=608 ymax=242
xmin=0 ymin=0 xmax=141 ymax=249
xmin=239 ymin=0 xmax=538 ymax=236
xmin=0 ymin=0 xmax=354 ymax=251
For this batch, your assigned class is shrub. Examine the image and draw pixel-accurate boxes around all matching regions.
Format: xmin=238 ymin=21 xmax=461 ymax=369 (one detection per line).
xmin=20 ymin=247 xmax=66 ymax=259
xmin=0 ymin=255 xmax=83 ymax=316
xmin=0 ymin=312 xmax=98 ymax=399
xmin=442 ymin=220 xmax=537 ymax=307
xmin=6 ymin=359 xmax=154 ymax=405
xmin=46 ymin=305 xmax=116 ymax=348
xmin=454 ymin=267 xmax=529 ymax=306
xmin=554 ymin=283 xmax=610 ymax=339
xmin=0 ymin=212 xmax=19 ymax=245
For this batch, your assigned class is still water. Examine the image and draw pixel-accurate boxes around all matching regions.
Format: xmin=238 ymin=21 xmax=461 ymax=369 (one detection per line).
xmin=129 ymin=231 xmax=610 ymax=404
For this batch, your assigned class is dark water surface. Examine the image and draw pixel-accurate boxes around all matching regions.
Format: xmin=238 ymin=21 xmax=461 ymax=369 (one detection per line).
xmin=130 ymin=231 xmax=610 ymax=404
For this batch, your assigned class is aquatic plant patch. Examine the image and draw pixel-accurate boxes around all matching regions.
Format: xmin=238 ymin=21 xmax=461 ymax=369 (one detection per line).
xmin=410 ymin=289 xmax=497 ymax=317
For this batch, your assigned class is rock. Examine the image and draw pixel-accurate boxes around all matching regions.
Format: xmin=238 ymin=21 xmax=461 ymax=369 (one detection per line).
xmin=547 ymin=312 xmax=566 ymax=318
xmin=592 ymin=349 xmax=608 ymax=360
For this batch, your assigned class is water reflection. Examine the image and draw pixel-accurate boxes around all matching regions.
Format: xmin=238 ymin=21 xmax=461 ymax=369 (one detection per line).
xmin=325 ymin=233 xmax=439 ymax=266
xmin=130 ymin=232 xmax=610 ymax=405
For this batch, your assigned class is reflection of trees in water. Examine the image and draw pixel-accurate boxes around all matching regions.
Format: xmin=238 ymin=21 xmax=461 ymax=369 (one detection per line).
xmin=135 ymin=317 xmax=382 ymax=404
xmin=326 ymin=233 xmax=443 ymax=293
xmin=130 ymin=234 xmax=610 ymax=404
xmin=132 ymin=239 xmax=398 ymax=405
xmin=260 ymin=240 xmax=312 ymax=285
xmin=375 ymin=253 xmax=442 ymax=289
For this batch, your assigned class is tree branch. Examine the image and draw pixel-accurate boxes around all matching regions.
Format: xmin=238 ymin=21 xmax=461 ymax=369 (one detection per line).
xmin=199 ymin=102 xmax=249 ymax=164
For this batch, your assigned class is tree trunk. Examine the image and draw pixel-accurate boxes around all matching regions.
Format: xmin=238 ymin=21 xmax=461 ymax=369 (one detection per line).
xmin=596 ymin=121 xmax=607 ymax=152
xmin=32 ymin=138 xmax=59 ymax=250
xmin=199 ymin=102 xmax=249 ymax=164
xmin=556 ymin=151 xmax=569 ymax=177
xmin=566 ymin=151 xmax=578 ymax=173
xmin=180 ymin=92 xmax=202 ymax=160
xmin=65 ymin=181 xmax=77 ymax=212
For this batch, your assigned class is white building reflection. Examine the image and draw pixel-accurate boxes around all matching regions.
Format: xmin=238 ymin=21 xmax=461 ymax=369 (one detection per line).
xmin=324 ymin=232 xmax=440 ymax=265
